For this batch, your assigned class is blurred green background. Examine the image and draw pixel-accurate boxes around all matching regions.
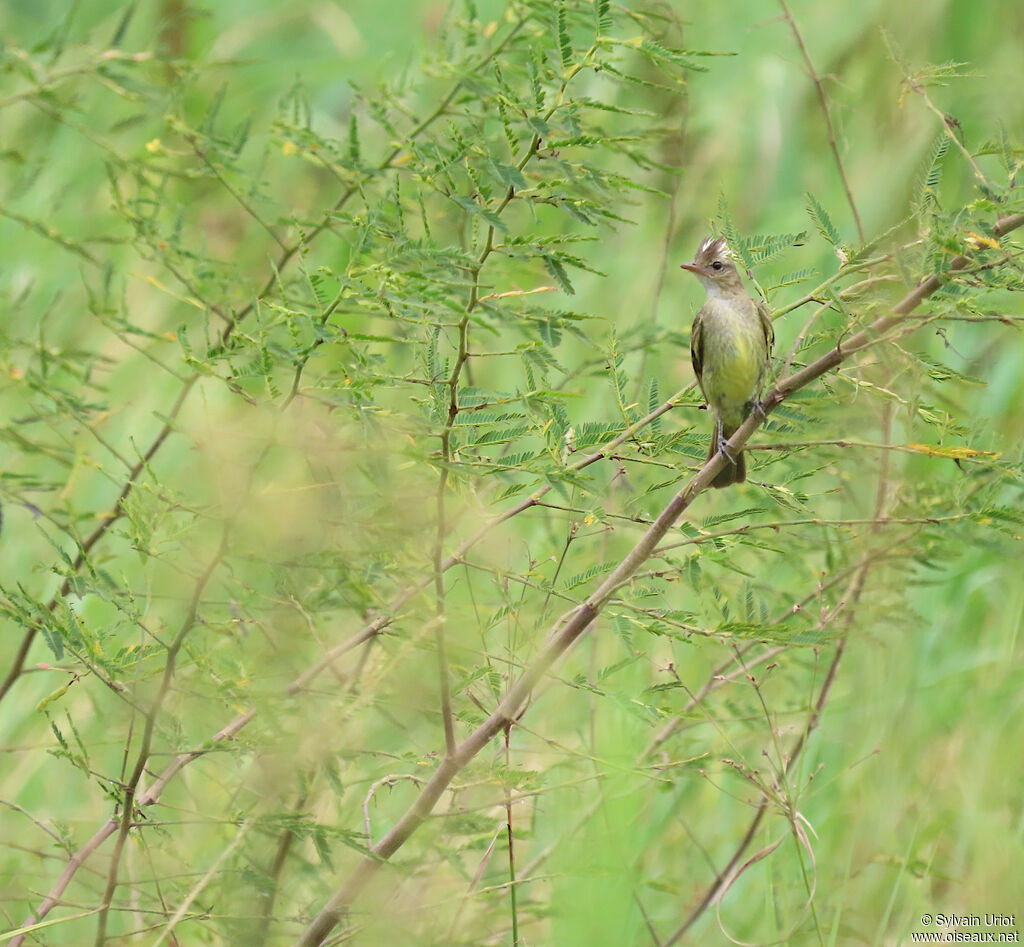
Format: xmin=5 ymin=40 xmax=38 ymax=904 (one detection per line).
xmin=2 ymin=1 xmax=1022 ymax=945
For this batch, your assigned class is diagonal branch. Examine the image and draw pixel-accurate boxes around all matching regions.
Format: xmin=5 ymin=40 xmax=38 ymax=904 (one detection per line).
xmin=9 ymin=711 xmax=254 ymax=947
xmin=294 ymin=214 xmax=1024 ymax=946
xmin=17 ymin=215 xmax=1021 ymax=947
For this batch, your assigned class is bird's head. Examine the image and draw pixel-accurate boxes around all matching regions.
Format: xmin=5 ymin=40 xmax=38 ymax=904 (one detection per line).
xmin=680 ymin=236 xmax=744 ymax=294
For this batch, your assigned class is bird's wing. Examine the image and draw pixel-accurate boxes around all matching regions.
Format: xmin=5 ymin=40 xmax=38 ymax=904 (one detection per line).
xmin=756 ymin=297 xmax=774 ymax=355
xmin=690 ymin=307 xmax=706 ymax=400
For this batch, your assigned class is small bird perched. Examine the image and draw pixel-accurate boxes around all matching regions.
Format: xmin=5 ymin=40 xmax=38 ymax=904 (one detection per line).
xmin=681 ymin=236 xmax=774 ymax=488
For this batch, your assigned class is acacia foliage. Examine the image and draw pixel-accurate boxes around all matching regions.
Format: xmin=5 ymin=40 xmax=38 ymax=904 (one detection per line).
xmin=1 ymin=1 xmax=1023 ymax=945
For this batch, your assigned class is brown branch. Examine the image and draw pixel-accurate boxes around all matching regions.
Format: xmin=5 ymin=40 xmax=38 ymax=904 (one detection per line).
xmin=763 ymin=213 xmax=1024 ymax=419
xmin=93 ymin=538 xmax=227 ymax=945
xmin=662 ymin=635 xmax=848 ymax=946
xmin=778 ymin=0 xmax=865 ymax=243
xmin=10 ymin=710 xmax=254 ymax=946
xmin=254 ymin=789 xmax=310 ymax=947
xmin=427 ymin=526 xmax=920 ymax=932
xmin=0 ymin=375 xmax=199 ymax=704
xmin=503 ymin=726 xmax=522 ymax=947
xmin=293 ymin=211 xmax=1024 ymax=946
xmin=431 ymin=73 xmax=568 ymax=758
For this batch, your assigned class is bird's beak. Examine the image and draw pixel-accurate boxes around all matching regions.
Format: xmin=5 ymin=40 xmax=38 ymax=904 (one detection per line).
xmin=679 ymin=262 xmax=702 ymax=275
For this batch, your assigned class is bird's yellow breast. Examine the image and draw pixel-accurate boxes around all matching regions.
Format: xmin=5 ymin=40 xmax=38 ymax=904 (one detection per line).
xmin=698 ymin=295 xmax=768 ymax=426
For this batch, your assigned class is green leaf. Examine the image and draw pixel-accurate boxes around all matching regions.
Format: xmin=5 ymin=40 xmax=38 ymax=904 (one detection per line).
xmin=542 ymin=254 xmax=575 ymax=295
xmin=639 ymin=38 xmax=707 ymax=72
xmin=916 ymin=133 xmax=950 ymax=212
xmin=806 ymin=193 xmax=840 ymax=246
xmin=450 ymin=194 xmax=509 ymax=232
xmin=487 ymin=158 xmax=526 ymax=190
xmin=743 ymin=231 xmax=807 ymax=265
xmin=556 ymin=2 xmax=572 ymax=70
xmin=648 ymin=378 xmax=662 ymax=433
xmin=348 ymin=111 xmax=360 ymax=166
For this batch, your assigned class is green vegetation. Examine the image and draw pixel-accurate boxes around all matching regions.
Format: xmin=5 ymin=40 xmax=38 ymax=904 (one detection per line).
xmin=2 ymin=1 xmax=1022 ymax=945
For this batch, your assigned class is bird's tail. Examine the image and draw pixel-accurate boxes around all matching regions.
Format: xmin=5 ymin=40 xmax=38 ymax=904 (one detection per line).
xmin=706 ymin=421 xmax=745 ymax=488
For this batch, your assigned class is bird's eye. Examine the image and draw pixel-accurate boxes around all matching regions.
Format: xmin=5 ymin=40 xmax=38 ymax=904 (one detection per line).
xmin=711 ymin=261 xmax=724 ymax=271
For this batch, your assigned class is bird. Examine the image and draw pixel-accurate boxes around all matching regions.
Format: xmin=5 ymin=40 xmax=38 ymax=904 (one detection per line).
xmin=680 ymin=236 xmax=774 ymax=488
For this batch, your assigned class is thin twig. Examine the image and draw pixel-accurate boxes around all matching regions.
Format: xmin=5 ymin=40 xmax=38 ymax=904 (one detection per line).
xmin=0 ymin=49 xmax=153 ymax=111
xmin=10 ymin=710 xmax=254 ymax=946
xmin=663 ymin=630 xmax=849 ymax=946
xmin=92 ymin=536 xmax=228 ymax=946
xmin=503 ymin=725 xmax=521 ymax=947
xmin=150 ymin=819 xmax=254 ymax=947
xmin=782 ymin=297 xmax=831 ymax=377
xmin=631 ymin=169 xmax=684 ymax=400
xmin=191 ymin=143 xmax=288 ymax=249
xmin=0 ymin=375 xmax=199 ymax=704
xmin=287 ymin=385 xmax=691 ymax=693
xmin=362 ymin=775 xmax=425 ymax=848
xmin=881 ymin=31 xmax=991 ymax=190
xmin=429 ymin=54 xmax=585 ymax=756
xmin=254 ymin=789 xmax=309 ymax=947
xmin=663 ymin=353 xmax=899 ymax=946
xmin=778 ymin=0 xmax=865 ymax=242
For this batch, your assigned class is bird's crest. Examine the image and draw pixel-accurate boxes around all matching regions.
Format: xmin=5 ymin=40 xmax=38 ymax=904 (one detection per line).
xmin=696 ymin=236 xmax=732 ymax=266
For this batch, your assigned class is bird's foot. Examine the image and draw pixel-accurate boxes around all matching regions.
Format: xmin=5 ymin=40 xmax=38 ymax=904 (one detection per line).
xmin=749 ymin=399 xmax=768 ymax=422
xmin=716 ymin=431 xmax=736 ymax=464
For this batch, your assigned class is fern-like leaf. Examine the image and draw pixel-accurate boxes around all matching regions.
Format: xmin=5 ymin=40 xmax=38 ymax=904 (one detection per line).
xmin=806 ymin=193 xmax=840 ymax=246
xmin=556 ymin=2 xmax=572 ymax=70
